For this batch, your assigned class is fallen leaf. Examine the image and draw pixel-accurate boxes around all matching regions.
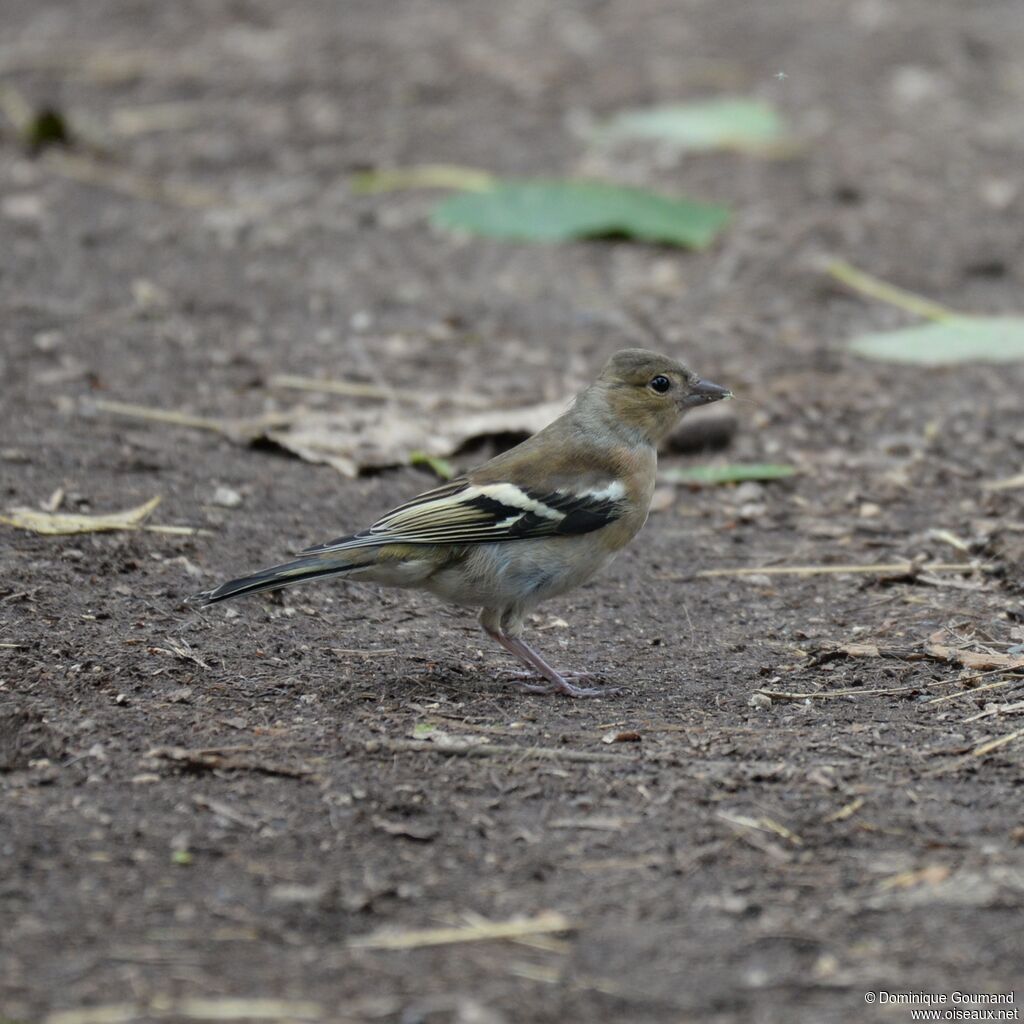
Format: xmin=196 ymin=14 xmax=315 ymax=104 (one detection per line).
xmin=94 ymin=398 xmax=570 ymax=477
xmin=0 ymin=496 xmax=161 ymax=535
xmin=660 ymin=463 xmax=797 ymax=486
xmin=601 ymin=729 xmax=642 ymax=744
xmin=410 ymin=451 xmax=456 ymax=480
xmin=261 ymin=401 xmax=568 ymax=476
xmin=849 ymin=317 xmax=1024 ymax=365
xmin=432 ymin=179 xmax=730 ymax=249
xmin=596 ymin=97 xmax=787 ymax=153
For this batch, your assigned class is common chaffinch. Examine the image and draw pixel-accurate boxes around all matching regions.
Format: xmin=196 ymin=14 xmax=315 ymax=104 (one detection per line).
xmin=190 ymin=349 xmax=731 ymax=697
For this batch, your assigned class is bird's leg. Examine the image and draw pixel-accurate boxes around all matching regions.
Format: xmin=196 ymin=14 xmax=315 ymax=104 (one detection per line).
xmin=479 ymin=616 xmax=615 ymax=698
xmin=501 ymin=635 xmax=616 ymax=698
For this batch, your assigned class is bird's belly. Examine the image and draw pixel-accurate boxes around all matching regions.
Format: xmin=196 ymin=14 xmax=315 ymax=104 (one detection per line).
xmin=423 ymin=538 xmax=617 ymax=610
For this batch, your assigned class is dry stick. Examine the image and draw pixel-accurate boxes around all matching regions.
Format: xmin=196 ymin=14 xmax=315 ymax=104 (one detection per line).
xmin=91 ymin=399 xmax=226 ymax=432
xmin=693 ymin=562 xmax=988 ymax=579
xmin=269 ymin=374 xmax=490 ymax=409
xmin=983 ymin=472 xmax=1024 ymax=493
xmin=824 ymin=796 xmax=865 ymax=823
xmin=973 ymin=728 xmax=1024 ymax=758
xmin=825 ymin=259 xmax=958 ymax=322
xmin=46 ymin=999 xmax=324 ymax=1024
xmin=91 ymin=399 xmax=293 ymax=436
xmin=963 ymin=699 xmax=1024 ymax=723
xmin=44 ymin=151 xmax=232 ymax=209
xmin=758 ymin=684 xmax=927 ymax=701
xmin=348 ymin=910 xmax=571 ymax=950
xmin=368 ymin=737 xmax=638 ymax=765
xmin=926 ymin=677 xmax=1023 ymax=705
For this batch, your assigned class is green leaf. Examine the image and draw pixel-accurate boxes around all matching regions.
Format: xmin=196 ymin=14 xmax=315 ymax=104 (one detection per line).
xmin=432 ymin=180 xmax=730 ymax=249
xmin=849 ymin=317 xmax=1024 ymax=365
xmin=410 ymin=451 xmax=456 ymax=480
xmin=661 ymin=463 xmax=798 ymax=486
xmin=598 ymin=98 xmax=785 ymax=152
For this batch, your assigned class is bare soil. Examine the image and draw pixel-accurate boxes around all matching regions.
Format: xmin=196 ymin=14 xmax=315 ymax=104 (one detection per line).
xmin=2 ymin=1 xmax=1024 ymax=1022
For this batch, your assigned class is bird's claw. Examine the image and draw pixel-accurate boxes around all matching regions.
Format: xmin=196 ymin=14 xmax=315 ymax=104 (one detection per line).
xmin=505 ymin=671 xmax=620 ymax=698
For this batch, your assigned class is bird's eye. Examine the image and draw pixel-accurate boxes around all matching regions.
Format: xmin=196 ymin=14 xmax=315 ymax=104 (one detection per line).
xmin=649 ymin=375 xmax=671 ymax=394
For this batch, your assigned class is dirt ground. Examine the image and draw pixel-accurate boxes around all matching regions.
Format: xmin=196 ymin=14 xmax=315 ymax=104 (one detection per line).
xmin=3 ymin=1 xmax=1024 ymax=1021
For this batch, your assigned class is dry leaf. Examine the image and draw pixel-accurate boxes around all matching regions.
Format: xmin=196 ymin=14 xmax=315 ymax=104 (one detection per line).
xmin=601 ymin=729 xmax=642 ymax=744
xmin=266 ymin=400 xmax=568 ymax=476
xmin=94 ymin=399 xmax=569 ymax=477
xmin=0 ymin=496 xmax=161 ymax=535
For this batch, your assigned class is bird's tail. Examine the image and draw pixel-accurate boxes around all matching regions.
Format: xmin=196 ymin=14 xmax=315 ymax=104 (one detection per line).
xmin=187 ymin=548 xmax=373 ymax=607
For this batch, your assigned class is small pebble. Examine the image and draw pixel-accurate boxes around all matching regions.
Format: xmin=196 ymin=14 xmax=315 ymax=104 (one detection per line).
xmin=212 ymin=485 xmax=243 ymax=508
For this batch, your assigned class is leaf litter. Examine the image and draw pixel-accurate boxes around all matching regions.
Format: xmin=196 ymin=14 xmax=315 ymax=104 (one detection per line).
xmin=90 ymin=396 xmax=570 ymax=476
xmin=433 ymin=179 xmax=730 ymax=249
xmin=0 ymin=496 xmax=201 ymax=537
xmin=592 ymin=97 xmax=790 ymax=154
xmin=828 ymin=259 xmax=1024 ymax=364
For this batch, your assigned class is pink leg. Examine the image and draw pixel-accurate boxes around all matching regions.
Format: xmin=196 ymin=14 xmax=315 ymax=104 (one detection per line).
xmin=481 ymin=622 xmax=618 ymax=698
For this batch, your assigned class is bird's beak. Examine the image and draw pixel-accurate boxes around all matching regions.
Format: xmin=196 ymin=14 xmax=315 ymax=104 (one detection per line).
xmin=682 ymin=378 xmax=732 ymax=408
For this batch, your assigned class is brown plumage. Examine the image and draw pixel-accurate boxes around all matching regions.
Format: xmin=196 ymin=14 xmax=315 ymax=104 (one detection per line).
xmin=189 ymin=349 xmax=731 ymax=697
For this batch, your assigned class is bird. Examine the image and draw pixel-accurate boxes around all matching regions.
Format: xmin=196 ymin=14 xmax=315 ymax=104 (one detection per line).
xmin=188 ymin=349 xmax=731 ymax=697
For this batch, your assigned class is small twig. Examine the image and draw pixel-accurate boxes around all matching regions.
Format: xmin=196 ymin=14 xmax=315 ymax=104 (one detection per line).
xmin=45 ymin=998 xmax=324 ymax=1024
xmin=692 ymin=562 xmax=987 ymax=579
xmin=824 ymin=797 xmax=865 ymax=823
xmin=367 ymin=737 xmax=637 ymax=765
xmin=972 ymin=728 xmax=1024 ymax=758
xmin=825 ymin=259 xmax=958 ymax=322
xmin=269 ymin=374 xmax=489 ymax=409
xmin=330 ymin=647 xmax=400 ymax=658
xmin=963 ymin=700 xmax=1024 ymax=723
xmin=44 ymin=151 xmax=235 ymax=209
xmin=926 ymin=679 xmax=1022 ymax=705
xmin=193 ymin=795 xmax=260 ymax=830
xmin=90 ymin=399 xmax=293 ymax=439
xmin=349 ymin=910 xmax=571 ymax=950
xmin=757 ymin=684 xmax=924 ymax=701
xmin=982 ymin=472 xmax=1024 ymax=492
xmin=91 ymin=399 xmax=225 ymax=432
xmin=144 ymin=524 xmax=210 ymax=536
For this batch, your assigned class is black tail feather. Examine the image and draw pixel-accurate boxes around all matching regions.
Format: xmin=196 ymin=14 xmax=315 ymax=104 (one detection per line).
xmin=187 ymin=557 xmax=358 ymax=607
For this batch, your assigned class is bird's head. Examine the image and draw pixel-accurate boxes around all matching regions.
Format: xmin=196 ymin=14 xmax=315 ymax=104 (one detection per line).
xmin=594 ymin=348 xmax=732 ymax=445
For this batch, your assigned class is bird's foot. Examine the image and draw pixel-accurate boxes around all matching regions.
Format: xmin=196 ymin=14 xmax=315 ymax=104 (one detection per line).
xmin=504 ymin=671 xmax=620 ymax=698
xmin=505 ymin=668 xmax=597 ymax=683
xmin=552 ymin=677 xmax=622 ymax=698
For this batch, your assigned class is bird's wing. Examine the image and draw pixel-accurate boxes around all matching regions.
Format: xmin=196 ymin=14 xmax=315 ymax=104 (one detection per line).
xmin=302 ymin=477 xmax=625 ymax=553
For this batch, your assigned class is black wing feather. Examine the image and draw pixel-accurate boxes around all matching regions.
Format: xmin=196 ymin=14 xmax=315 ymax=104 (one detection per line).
xmin=301 ymin=479 xmax=623 ymax=554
